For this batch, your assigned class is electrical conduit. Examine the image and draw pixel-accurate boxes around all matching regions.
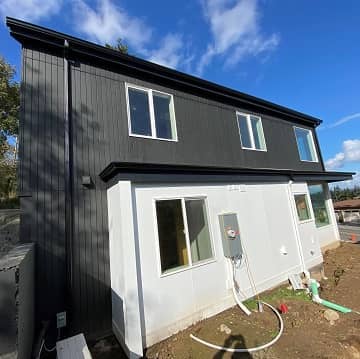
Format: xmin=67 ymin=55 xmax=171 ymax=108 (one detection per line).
xmin=190 ymin=257 xmax=284 ymax=353
xmin=232 ymin=285 xmax=251 ymax=316
xmin=190 ymin=301 xmax=284 ymax=353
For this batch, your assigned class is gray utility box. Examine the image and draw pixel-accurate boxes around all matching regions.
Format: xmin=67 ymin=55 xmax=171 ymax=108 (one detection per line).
xmin=218 ymin=213 xmax=243 ymax=258
xmin=0 ymin=243 xmax=34 ymax=359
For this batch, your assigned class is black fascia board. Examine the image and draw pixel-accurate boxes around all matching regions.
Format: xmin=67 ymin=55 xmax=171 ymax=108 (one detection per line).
xmin=99 ymin=162 xmax=354 ymax=183
xmin=7 ymin=16 xmax=322 ymax=127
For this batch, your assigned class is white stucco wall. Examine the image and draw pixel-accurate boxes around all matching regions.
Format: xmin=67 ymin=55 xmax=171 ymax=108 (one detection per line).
xmin=108 ymin=180 xmax=338 ymax=352
xmin=132 ymin=182 xmax=317 ymax=345
xmin=107 ymin=182 xmax=143 ymax=358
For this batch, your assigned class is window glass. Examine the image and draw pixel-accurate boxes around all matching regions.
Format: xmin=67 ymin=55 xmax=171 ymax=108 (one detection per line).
xmin=309 ymin=184 xmax=330 ymax=227
xmin=155 ymin=197 xmax=214 ymax=274
xmin=128 ymin=88 xmax=151 ymax=136
xmin=153 ymin=92 xmax=173 ymax=139
xmin=127 ymin=85 xmax=177 ymax=140
xmin=294 ymin=194 xmax=311 ymax=221
xmin=156 ymin=200 xmax=188 ymax=273
xmin=250 ymin=115 xmax=266 ymax=150
xmin=294 ymin=127 xmax=317 ymax=161
xmin=237 ymin=114 xmax=252 ymax=148
xmin=237 ymin=113 xmax=266 ymax=150
xmin=185 ymin=199 xmax=212 ymax=263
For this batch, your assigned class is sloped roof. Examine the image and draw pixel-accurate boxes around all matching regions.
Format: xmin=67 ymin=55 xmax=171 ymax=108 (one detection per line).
xmin=333 ymin=199 xmax=360 ymax=210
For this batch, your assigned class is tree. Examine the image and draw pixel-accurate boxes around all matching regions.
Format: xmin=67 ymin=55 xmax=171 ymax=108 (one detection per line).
xmin=330 ymin=185 xmax=360 ymax=202
xmin=0 ymin=56 xmax=19 ymax=157
xmin=105 ymin=38 xmax=128 ymax=54
xmin=0 ymin=56 xmax=19 ymax=206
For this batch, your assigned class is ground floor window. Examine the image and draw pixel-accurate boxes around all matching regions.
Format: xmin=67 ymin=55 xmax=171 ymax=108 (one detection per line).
xmin=308 ymin=184 xmax=330 ymax=227
xmin=294 ymin=194 xmax=311 ymax=221
xmin=155 ymin=197 xmax=213 ymax=274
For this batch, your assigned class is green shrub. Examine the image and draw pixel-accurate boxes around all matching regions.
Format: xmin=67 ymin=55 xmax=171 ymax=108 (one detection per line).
xmin=0 ymin=197 xmax=19 ymax=209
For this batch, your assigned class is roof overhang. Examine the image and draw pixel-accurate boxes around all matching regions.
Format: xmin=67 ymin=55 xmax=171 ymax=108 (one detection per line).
xmin=99 ymin=162 xmax=354 ymax=185
xmin=6 ymin=16 xmax=322 ymax=128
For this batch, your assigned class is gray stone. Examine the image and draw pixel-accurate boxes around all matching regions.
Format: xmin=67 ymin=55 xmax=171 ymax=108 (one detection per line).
xmin=324 ymin=309 xmax=340 ymax=324
xmin=220 ymin=324 xmax=232 ymax=335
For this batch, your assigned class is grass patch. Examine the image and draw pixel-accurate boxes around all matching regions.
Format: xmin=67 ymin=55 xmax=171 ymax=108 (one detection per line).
xmin=243 ymin=286 xmax=310 ymax=310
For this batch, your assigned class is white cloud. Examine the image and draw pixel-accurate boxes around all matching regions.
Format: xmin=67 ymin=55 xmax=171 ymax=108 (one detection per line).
xmin=197 ymin=0 xmax=279 ymax=74
xmin=73 ymin=0 xmax=192 ymax=70
xmin=0 ymin=0 xmax=62 ymax=22
xmin=147 ymin=34 xmax=195 ymax=70
xmin=148 ymin=34 xmax=184 ymax=69
xmin=328 ymin=112 xmax=360 ymax=128
xmin=346 ymin=172 xmax=360 ymax=186
xmin=73 ymin=0 xmax=152 ymax=52
xmin=325 ymin=139 xmax=360 ymax=170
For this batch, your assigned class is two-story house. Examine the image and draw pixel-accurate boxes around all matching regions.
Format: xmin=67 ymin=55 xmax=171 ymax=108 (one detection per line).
xmin=7 ymin=17 xmax=353 ymax=358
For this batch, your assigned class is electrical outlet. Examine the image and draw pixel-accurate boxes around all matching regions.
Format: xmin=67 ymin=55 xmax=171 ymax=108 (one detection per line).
xmin=57 ymin=311 xmax=67 ymax=329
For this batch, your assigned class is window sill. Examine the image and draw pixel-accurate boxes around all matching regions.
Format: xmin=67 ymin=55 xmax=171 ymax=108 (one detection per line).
xmin=129 ymin=133 xmax=178 ymax=142
xmin=298 ymin=219 xmax=314 ymax=224
xmin=299 ymin=159 xmax=319 ymax=163
xmin=159 ymin=257 xmax=217 ymax=278
xmin=315 ymin=223 xmax=332 ymax=229
xmin=241 ymin=146 xmax=267 ymax=152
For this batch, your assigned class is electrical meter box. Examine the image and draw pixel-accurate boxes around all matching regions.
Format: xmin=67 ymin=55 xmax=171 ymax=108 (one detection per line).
xmin=218 ymin=213 xmax=243 ymax=258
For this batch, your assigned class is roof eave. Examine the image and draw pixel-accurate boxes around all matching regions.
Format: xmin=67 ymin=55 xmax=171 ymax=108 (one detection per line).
xmin=99 ymin=162 xmax=354 ymax=183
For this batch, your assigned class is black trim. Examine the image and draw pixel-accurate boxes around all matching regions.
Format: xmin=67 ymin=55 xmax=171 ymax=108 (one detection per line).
xmin=313 ymin=129 xmax=326 ymax=171
xmin=99 ymin=162 xmax=354 ymax=184
xmin=6 ymin=16 xmax=322 ymax=128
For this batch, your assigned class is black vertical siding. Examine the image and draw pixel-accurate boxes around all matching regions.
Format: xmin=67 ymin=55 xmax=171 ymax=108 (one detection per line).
xmin=21 ymin=47 xmax=112 ymax=338
xmin=20 ymin=47 xmax=66 ymax=322
xmin=64 ymin=63 xmax=323 ymax=172
xmin=70 ymin=63 xmax=112 ymax=337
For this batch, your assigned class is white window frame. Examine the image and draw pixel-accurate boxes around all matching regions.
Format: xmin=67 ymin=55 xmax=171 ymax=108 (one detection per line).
xmin=293 ymin=126 xmax=319 ymax=163
xmin=153 ymin=196 xmax=216 ymax=277
xmin=236 ymin=111 xmax=267 ymax=151
xmin=293 ymin=192 xmax=313 ymax=223
xmin=308 ymin=183 xmax=332 ymax=228
xmin=125 ymin=83 xmax=178 ymax=142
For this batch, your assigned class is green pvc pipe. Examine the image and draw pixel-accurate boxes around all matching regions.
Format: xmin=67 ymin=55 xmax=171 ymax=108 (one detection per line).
xmin=320 ymin=299 xmax=352 ymax=313
xmin=310 ymin=279 xmax=352 ymax=314
xmin=310 ymin=281 xmax=319 ymax=296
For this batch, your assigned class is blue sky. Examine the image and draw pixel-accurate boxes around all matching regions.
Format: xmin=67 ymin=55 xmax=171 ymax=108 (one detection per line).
xmin=1 ymin=0 xmax=359 ymax=186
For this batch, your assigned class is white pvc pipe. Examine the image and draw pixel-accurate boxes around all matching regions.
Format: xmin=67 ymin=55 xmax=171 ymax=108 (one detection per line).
xmin=190 ymin=301 xmax=284 ymax=353
xmin=229 ymin=258 xmax=251 ymax=316
xmin=232 ymin=285 xmax=251 ymax=316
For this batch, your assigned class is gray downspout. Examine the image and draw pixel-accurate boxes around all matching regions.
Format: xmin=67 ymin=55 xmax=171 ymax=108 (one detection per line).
xmin=64 ymin=39 xmax=74 ymax=331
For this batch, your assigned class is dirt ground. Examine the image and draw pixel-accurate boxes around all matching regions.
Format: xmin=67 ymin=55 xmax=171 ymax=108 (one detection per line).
xmin=90 ymin=242 xmax=360 ymax=359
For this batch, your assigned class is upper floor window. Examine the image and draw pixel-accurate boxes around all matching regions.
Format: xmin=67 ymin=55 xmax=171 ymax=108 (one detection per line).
xmin=294 ymin=127 xmax=318 ymax=162
xmin=236 ymin=112 xmax=266 ymax=151
xmin=126 ymin=84 xmax=177 ymax=141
